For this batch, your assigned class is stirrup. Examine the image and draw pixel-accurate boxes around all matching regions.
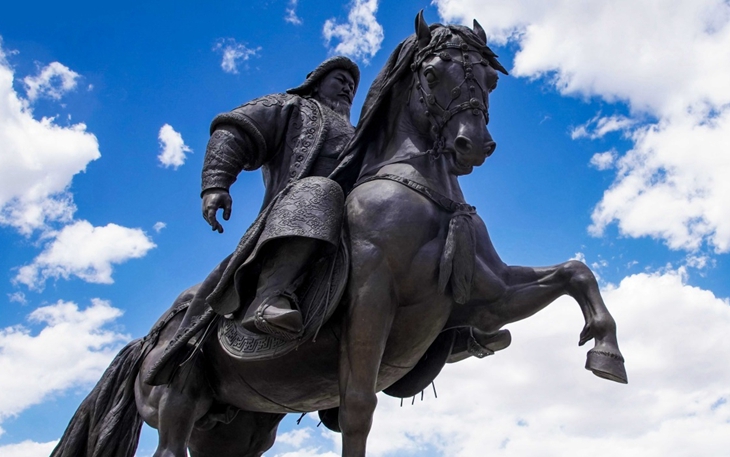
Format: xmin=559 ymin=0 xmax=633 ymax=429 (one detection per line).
xmin=245 ymin=292 xmax=303 ymax=341
xmin=467 ymin=328 xmax=511 ymax=358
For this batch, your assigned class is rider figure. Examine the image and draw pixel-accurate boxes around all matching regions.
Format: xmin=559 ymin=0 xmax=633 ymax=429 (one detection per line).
xmin=183 ymin=56 xmax=358 ymax=344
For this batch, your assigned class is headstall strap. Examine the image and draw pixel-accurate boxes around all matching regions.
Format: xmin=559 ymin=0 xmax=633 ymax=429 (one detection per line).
xmin=411 ymin=39 xmax=491 ymax=160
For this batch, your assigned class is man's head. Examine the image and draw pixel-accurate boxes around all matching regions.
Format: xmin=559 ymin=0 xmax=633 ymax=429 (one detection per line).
xmin=312 ymin=69 xmax=356 ymax=118
xmin=287 ymin=56 xmax=359 ymax=119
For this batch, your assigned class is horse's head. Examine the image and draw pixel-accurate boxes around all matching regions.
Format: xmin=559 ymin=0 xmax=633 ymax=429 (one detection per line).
xmin=409 ymin=12 xmax=507 ymax=175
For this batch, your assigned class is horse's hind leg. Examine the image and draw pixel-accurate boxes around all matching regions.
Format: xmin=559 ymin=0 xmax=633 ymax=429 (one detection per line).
xmin=137 ymin=350 xmax=213 ymax=456
xmin=339 ymin=243 xmax=397 ymax=457
xmin=188 ymin=410 xmax=286 ymax=457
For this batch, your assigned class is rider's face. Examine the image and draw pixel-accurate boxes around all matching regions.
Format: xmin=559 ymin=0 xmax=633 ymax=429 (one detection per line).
xmin=315 ymin=69 xmax=356 ymax=111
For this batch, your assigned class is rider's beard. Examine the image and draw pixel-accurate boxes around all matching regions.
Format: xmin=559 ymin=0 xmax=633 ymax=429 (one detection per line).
xmin=317 ymin=95 xmax=352 ymax=121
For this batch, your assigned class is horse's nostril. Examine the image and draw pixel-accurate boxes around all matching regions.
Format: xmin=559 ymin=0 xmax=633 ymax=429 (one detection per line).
xmin=485 ymin=141 xmax=497 ymax=157
xmin=454 ymin=136 xmax=472 ymax=153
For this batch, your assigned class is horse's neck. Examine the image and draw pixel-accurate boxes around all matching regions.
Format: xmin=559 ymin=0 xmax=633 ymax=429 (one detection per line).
xmin=373 ymin=109 xmax=466 ymax=204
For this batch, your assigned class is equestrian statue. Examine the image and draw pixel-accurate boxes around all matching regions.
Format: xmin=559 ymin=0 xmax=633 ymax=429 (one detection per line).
xmin=51 ymin=12 xmax=627 ymax=457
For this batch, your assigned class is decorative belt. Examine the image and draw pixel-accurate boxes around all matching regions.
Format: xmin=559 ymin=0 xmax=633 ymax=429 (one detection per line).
xmin=354 ymin=173 xmax=476 ymax=215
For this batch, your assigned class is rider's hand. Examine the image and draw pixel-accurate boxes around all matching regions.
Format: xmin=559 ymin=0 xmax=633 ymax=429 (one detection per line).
xmin=202 ymin=189 xmax=232 ymax=233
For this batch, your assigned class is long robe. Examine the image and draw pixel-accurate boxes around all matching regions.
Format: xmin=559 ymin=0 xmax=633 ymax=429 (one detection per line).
xmin=202 ymin=92 xmax=353 ymax=315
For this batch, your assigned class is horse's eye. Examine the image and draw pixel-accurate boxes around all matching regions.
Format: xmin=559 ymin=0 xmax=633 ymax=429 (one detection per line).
xmin=424 ymin=69 xmax=438 ymax=86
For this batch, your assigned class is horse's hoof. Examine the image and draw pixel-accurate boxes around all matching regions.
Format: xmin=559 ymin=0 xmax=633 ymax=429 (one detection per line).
xmin=585 ymin=349 xmax=628 ymax=384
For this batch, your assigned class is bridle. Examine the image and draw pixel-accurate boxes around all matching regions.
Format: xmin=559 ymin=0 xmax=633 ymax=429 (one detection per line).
xmin=410 ymin=39 xmax=492 ymax=159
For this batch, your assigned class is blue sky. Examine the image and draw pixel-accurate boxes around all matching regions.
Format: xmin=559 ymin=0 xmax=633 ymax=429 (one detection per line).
xmin=1 ymin=1 xmax=729 ymax=456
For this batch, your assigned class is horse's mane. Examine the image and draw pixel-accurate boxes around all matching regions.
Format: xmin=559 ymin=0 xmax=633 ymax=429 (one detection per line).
xmin=331 ymin=24 xmax=507 ymax=193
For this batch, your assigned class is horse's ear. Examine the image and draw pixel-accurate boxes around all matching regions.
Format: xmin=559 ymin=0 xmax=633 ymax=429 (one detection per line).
xmin=473 ymin=19 xmax=487 ymax=45
xmin=415 ymin=10 xmax=431 ymax=49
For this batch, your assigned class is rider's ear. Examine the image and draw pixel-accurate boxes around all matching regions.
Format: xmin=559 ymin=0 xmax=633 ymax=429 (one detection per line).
xmin=473 ymin=19 xmax=487 ymax=45
xmin=415 ymin=10 xmax=431 ymax=50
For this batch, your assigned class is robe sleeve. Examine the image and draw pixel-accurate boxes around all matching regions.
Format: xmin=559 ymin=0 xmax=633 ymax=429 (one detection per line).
xmin=201 ymin=94 xmax=295 ymax=195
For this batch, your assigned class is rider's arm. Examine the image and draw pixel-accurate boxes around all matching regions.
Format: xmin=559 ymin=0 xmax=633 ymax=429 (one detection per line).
xmin=200 ymin=94 xmax=295 ymax=232
xmin=201 ymin=94 xmax=294 ymax=196
xmin=201 ymin=125 xmax=254 ymax=196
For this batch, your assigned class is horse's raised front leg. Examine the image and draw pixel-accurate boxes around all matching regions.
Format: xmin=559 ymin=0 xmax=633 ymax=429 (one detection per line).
xmin=339 ymin=242 xmax=397 ymax=457
xmin=451 ymin=219 xmax=627 ymax=383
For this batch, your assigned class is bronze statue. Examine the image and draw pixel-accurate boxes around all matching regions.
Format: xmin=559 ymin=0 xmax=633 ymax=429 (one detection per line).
xmin=51 ymin=13 xmax=627 ymax=457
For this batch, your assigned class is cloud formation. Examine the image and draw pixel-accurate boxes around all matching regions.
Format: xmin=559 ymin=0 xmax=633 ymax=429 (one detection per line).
xmin=571 ymin=114 xmax=636 ymax=140
xmin=157 ymin=123 xmax=192 ymax=169
xmin=323 ymin=0 xmax=383 ymax=63
xmin=285 ymin=0 xmax=303 ymax=25
xmin=589 ymin=150 xmax=618 ymax=171
xmin=0 ymin=45 xmax=100 ymax=236
xmin=213 ymin=39 xmax=261 ymax=74
xmin=15 ymin=220 xmax=156 ymax=290
xmin=0 ymin=299 xmax=128 ymax=436
xmin=0 ymin=440 xmax=58 ymax=457
xmin=23 ymin=61 xmax=80 ymax=102
xmin=0 ymin=40 xmax=156 ymax=289
xmin=435 ymin=0 xmax=730 ymax=253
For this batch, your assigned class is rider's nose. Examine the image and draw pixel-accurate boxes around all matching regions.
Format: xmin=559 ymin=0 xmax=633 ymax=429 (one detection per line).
xmin=454 ymin=136 xmax=472 ymax=154
xmin=485 ymin=140 xmax=497 ymax=157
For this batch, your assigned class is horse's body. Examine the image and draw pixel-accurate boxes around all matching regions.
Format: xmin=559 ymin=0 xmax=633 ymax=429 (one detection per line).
xmin=53 ymin=15 xmax=626 ymax=457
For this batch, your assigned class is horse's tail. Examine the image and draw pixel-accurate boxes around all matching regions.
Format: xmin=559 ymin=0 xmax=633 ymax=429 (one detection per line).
xmin=50 ymin=337 xmax=146 ymax=457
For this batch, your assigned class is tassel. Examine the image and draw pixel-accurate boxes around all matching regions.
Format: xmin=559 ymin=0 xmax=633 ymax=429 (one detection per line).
xmin=438 ymin=213 xmax=476 ymax=304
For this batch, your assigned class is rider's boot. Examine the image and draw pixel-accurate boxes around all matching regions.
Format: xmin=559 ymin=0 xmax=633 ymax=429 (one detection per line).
xmin=241 ymin=237 xmax=320 ymax=340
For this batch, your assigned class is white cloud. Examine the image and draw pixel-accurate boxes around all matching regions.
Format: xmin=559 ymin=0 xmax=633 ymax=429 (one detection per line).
xmin=274 ymin=446 xmax=339 ymax=457
xmin=589 ymin=109 xmax=730 ymax=252
xmin=285 ymin=0 xmax=303 ymax=25
xmin=0 ymin=299 xmax=128 ymax=436
xmin=0 ymin=440 xmax=58 ymax=457
xmin=323 ymin=0 xmax=383 ymax=63
xmin=685 ymin=254 xmax=713 ymax=270
xmin=570 ymin=252 xmax=586 ymax=262
xmin=571 ymin=115 xmax=636 ymax=140
xmin=23 ymin=61 xmax=80 ymax=102
xmin=0 ymin=43 xmax=100 ymax=236
xmin=282 ymin=268 xmax=730 ymax=456
xmin=213 ymin=39 xmax=260 ymax=74
xmin=15 ymin=220 xmax=156 ymax=290
xmin=157 ymin=123 xmax=192 ymax=169
xmin=7 ymin=291 xmax=26 ymax=304
xmin=437 ymin=0 xmax=730 ymax=118
xmin=435 ymin=0 xmax=730 ymax=253
xmin=589 ymin=150 xmax=618 ymax=171
xmin=277 ymin=428 xmax=313 ymax=448
xmin=153 ymin=221 xmax=166 ymax=232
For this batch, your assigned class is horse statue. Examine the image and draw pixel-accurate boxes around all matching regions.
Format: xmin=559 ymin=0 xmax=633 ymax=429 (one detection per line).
xmin=51 ymin=13 xmax=627 ymax=457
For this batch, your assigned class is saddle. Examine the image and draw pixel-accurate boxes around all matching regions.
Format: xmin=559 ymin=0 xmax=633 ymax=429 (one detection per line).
xmin=217 ymin=233 xmax=349 ymax=361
